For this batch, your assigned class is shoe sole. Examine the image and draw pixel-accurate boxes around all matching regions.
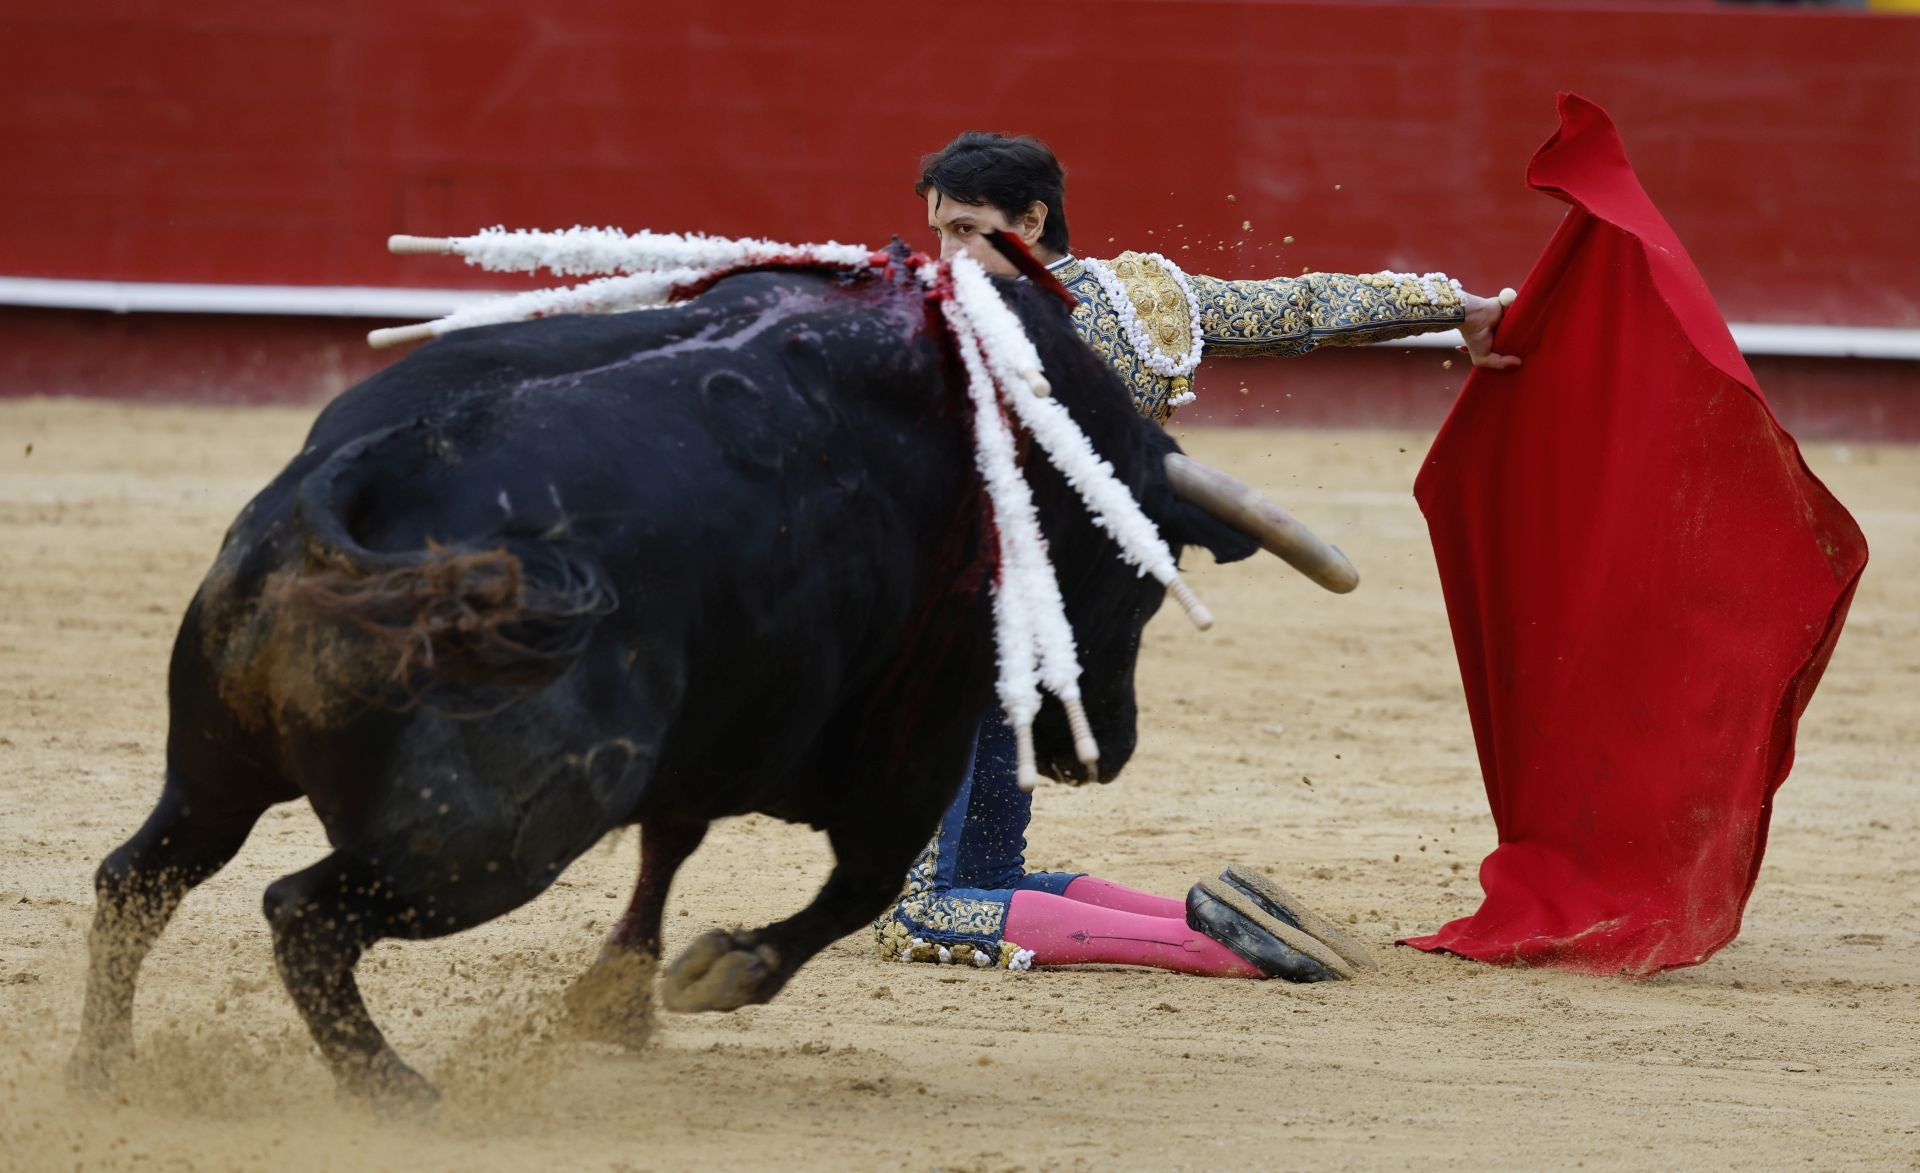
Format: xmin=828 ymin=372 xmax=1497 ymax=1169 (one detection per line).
xmin=1221 ymin=865 xmax=1376 ymax=971
xmin=1194 ymin=879 xmax=1356 ymax=980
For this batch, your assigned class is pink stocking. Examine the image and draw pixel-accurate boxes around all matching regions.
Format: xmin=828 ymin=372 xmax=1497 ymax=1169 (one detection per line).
xmin=1004 ymin=890 xmax=1262 ymax=978
xmin=1061 ymin=875 xmax=1187 ymax=919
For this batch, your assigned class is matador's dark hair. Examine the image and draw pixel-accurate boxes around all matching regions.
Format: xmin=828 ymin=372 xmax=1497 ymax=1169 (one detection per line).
xmin=917 ymin=131 xmax=1071 ymax=255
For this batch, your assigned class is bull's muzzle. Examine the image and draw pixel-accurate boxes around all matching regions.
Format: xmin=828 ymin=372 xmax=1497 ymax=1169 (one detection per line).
xmin=1165 ymin=454 xmax=1360 ymax=593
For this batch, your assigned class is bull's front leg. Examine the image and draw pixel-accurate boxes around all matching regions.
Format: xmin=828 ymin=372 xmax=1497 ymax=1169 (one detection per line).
xmin=562 ymin=815 xmax=707 ymax=1047
xmin=659 ymin=793 xmax=948 ymax=1014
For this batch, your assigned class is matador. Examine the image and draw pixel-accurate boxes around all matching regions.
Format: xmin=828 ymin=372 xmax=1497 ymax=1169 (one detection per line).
xmin=875 ymin=131 xmax=1517 ymax=980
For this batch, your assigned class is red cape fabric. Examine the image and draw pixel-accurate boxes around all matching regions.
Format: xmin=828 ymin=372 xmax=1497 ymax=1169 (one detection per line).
xmin=1401 ymin=95 xmax=1869 ymax=977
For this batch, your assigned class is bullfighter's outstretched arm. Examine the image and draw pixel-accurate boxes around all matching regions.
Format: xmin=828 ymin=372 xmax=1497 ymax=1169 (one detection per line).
xmin=1065 ymin=252 xmax=1514 ymax=423
xmin=1187 ymin=269 xmax=1467 ymax=357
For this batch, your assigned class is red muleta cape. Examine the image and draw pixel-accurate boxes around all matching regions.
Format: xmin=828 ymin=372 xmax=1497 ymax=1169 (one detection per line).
xmin=1402 ymin=95 xmax=1869 ymax=977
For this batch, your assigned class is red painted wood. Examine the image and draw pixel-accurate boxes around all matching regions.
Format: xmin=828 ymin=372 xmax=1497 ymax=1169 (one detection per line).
xmin=3 ymin=3 xmax=1915 ymax=327
xmin=0 ymin=308 xmax=397 ymax=407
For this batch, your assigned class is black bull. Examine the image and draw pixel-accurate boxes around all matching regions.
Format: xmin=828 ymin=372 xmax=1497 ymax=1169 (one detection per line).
xmin=70 ymin=252 xmax=1272 ymax=1100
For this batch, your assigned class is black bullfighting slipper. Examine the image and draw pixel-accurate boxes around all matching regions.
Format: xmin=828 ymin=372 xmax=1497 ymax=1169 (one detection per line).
xmin=1218 ymin=865 xmax=1377 ymax=971
xmin=1185 ymin=880 xmax=1352 ymax=982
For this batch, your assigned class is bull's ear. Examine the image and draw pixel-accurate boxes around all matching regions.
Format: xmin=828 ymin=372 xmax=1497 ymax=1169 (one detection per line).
xmin=1146 ymin=482 xmax=1262 ymax=565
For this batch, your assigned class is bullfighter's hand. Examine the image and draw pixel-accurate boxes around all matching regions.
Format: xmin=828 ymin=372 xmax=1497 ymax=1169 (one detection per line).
xmin=1459 ymin=290 xmax=1521 ymax=370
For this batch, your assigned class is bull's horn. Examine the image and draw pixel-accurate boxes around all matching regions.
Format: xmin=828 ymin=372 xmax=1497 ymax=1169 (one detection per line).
xmin=1164 ymin=453 xmax=1359 ymax=594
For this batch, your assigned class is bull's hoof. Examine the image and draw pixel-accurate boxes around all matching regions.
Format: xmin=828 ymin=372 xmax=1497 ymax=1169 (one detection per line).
xmin=659 ymin=931 xmax=782 ymax=1013
xmin=561 ymin=949 xmax=658 ymax=1049
xmin=335 ymin=1051 xmax=441 ymax=1110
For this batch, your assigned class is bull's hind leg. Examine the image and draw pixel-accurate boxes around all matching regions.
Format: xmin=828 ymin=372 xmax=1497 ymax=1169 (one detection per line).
xmin=562 ymin=815 xmax=707 ymax=1048
xmin=263 ymin=832 xmax=589 ymax=1102
xmin=262 ymin=848 xmax=456 ymax=1103
xmin=270 ymin=727 xmax=655 ymax=1099
xmin=69 ymin=778 xmax=269 ymax=1090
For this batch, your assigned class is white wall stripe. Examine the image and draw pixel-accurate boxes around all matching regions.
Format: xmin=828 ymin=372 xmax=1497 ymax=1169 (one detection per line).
xmin=1395 ymin=325 xmax=1920 ymax=361
xmin=0 ymin=277 xmax=492 ymax=319
xmin=3 ymin=275 xmax=1918 ymax=361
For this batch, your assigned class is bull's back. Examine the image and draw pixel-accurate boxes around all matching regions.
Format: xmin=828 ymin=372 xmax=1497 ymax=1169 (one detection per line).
xmin=182 ymin=269 xmax=983 ymax=815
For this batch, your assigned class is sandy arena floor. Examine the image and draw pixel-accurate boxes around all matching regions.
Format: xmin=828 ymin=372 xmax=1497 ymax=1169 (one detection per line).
xmin=1 ymin=398 xmax=1915 ymax=1171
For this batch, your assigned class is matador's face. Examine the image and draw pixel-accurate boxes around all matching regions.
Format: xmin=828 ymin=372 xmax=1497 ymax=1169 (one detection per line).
xmin=925 ymin=189 xmax=1048 ymax=276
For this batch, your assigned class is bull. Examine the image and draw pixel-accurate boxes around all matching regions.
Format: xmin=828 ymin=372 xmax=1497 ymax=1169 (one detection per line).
xmin=69 ymin=241 xmax=1317 ymax=1101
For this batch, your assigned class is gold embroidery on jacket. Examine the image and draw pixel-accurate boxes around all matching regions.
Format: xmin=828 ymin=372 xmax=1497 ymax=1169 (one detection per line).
xmin=872 ymin=835 xmax=1011 ymax=962
xmin=1059 ymin=257 xmax=1466 ymax=421
xmin=1190 ymin=270 xmax=1464 ymax=356
xmin=1108 ymin=252 xmax=1197 ymax=365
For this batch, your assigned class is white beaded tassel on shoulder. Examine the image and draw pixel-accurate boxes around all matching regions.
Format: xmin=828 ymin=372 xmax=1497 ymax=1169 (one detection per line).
xmin=1078 ymin=252 xmax=1205 ymax=410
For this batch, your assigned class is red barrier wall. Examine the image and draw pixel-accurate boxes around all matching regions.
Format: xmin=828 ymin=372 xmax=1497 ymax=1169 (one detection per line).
xmin=4 ymin=1 xmax=1918 ymax=327
xmin=5 ymin=307 xmax=1913 ymax=441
